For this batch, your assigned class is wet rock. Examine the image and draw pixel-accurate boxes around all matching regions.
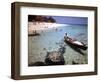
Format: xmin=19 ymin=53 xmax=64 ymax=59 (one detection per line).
xmin=45 ymin=51 xmax=65 ymax=65
xmin=58 ymin=46 xmax=66 ymax=55
xmin=72 ymin=61 xmax=79 ymax=65
xmin=29 ymin=61 xmax=46 ymax=66
xmin=43 ymin=48 xmax=46 ymax=50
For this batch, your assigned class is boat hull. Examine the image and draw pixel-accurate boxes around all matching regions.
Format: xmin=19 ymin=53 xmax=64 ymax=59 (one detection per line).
xmin=28 ymin=33 xmax=40 ymax=36
xmin=64 ymin=38 xmax=87 ymax=50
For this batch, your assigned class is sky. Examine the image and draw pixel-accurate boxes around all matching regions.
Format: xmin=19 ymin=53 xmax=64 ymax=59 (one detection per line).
xmin=28 ymin=15 xmax=88 ymax=25
xmin=52 ymin=16 xmax=88 ymax=25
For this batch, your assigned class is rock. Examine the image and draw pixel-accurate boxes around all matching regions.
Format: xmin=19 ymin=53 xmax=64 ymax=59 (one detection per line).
xmin=72 ymin=61 xmax=79 ymax=65
xmin=29 ymin=61 xmax=46 ymax=66
xmin=58 ymin=46 xmax=66 ymax=55
xmin=45 ymin=51 xmax=65 ymax=65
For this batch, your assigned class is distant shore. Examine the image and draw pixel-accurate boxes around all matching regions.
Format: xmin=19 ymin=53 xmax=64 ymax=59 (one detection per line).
xmin=28 ymin=22 xmax=68 ymax=34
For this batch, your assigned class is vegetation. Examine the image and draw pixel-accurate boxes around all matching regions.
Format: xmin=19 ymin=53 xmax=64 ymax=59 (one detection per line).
xmin=28 ymin=15 xmax=56 ymax=23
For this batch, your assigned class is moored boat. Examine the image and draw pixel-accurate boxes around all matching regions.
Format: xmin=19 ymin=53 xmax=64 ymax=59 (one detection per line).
xmin=28 ymin=33 xmax=40 ymax=36
xmin=64 ymin=37 xmax=87 ymax=50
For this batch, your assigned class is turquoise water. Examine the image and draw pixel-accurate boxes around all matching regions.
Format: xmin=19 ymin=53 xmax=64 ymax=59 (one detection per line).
xmin=28 ymin=24 xmax=88 ymax=65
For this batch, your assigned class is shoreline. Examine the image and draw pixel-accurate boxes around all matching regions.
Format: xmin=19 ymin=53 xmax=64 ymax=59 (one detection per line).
xmin=28 ymin=22 xmax=69 ymax=34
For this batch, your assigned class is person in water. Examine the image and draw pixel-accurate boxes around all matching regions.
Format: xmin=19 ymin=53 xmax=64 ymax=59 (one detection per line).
xmin=64 ymin=33 xmax=73 ymax=41
xmin=64 ymin=33 xmax=67 ymax=38
xmin=64 ymin=33 xmax=84 ymax=45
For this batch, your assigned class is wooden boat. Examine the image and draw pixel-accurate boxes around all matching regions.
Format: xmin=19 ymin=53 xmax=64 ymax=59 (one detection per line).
xmin=28 ymin=33 xmax=40 ymax=36
xmin=64 ymin=37 xmax=87 ymax=50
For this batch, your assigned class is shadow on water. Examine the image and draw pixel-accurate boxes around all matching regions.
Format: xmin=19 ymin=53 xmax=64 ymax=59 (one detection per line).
xmin=66 ymin=43 xmax=85 ymax=55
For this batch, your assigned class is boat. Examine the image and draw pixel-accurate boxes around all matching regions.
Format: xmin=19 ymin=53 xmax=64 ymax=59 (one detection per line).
xmin=64 ymin=37 xmax=87 ymax=50
xmin=28 ymin=33 xmax=40 ymax=36
xmin=28 ymin=30 xmax=40 ymax=36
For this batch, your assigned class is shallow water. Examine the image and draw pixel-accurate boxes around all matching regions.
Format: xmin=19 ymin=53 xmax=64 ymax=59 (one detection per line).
xmin=28 ymin=24 xmax=88 ymax=66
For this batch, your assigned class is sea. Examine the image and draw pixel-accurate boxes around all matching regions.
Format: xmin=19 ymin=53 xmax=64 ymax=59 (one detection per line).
xmin=28 ymin=24 xmax=88 ymax=66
